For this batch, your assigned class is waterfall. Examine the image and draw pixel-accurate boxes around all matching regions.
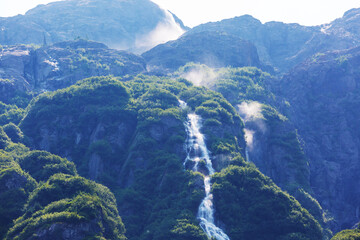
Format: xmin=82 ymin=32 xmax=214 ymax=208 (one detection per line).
xmin=180 ymin=100 xmax=230 ymax=240
xmin=245 ymin=147 xmax=250 ymax=162
xmin=244 ymin=128 xmax=253 ymax=162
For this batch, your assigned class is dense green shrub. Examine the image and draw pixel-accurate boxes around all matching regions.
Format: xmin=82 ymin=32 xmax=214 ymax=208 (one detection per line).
xmin=20 ymin=76 xmax=130 ymax=138
xmin=3 ymin=123 xmax=24 ymax=143
xmin=19 ymin=151 xmax=77 ymax=182
xmin=0 ymin=127 xmax=10 ymax=149
xmin=170 ymin=219 xmax=208 ymax=240
xmin=6 ymin=174 xmax=126 ymax=240
xmin=0 ymin=102 xmax=26 ymax=126
xmin=15 ymin=73 xmax=325 ymax=240
xmin=0 ymin=152 xmax=37 ymax=238
xmin=331 ymin=229 xmax=360 ymax=240
xmin=212 ymin=165 xmax=323 ymax=240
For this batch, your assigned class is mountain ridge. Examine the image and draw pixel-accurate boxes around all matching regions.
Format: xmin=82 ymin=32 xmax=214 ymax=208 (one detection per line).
xmin=1 ymin=2 xmax=360 ymax=240
xmin=0 ymin=0 xmax=187 ymax=52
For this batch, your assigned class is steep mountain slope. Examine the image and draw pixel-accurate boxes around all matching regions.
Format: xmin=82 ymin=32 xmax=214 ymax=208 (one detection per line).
xmin=18 ymin=75 xmax=244 ymax=239
xmin=213 ymin=165 xmax=323 ymax=240
xmin=323 ymin=8 xmax=360 ymax=42
xmin=277 ymin=46 xmax=360 ymax=231
xmin=0 ymin=0 xmax=187 ymax=52
xmin=186 ymin=9 xmax=360 ymax=72
xmin=0 ymin=148 xmax=36 ymax=238
xmin=174 ymin=64 xmax=332 ymax=236
xmin=16 ymin=75 xmax=324 ymax=239
xmin=0 ymin=39 xmax=146 ymax=104
xmin=142 ymin=31 xmax=267 ymax=73
xmin=331 ymin=228 xmax=360 ymax=240
xmin=2 ymin=3 xmax=360 ymax=238
xmin=0 ymin=129 xmax=126 ymax=240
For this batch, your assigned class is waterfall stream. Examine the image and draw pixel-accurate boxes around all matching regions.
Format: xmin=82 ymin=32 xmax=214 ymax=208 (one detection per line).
xmin=243 ymin=128 xmax=253 ymax=162
xmin=245 ymin=147 xmax=250 ymax=162
xmin=180 ymin=100 xmax=230 ymax=240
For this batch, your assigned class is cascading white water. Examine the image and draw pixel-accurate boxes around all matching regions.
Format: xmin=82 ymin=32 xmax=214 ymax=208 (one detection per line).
xmin=244 ymin=128 xmax=254 ymax=162
xmin=179 ymin=100 xmax=230 ymax=240
xmin=245 ymin=147 xmax=250 ymax=162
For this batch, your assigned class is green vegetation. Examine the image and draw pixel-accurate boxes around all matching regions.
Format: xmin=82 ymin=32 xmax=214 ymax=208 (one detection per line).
xmin=211 ymin=66 xmax=275 ymax=104
xmin=1 ymin=72 xmax=325 ymax=239
xmin=3 ymin=123 xmax=24 ymax=143
xmin=0 ymin=102 xmax=26 ymax=126
xmin=188 ymin=65 xmax=323 ymax=224
xmin=174 ymin=65 xmax=329 ymax=238
xmin=170 ymin=219 xmax=207 ymax=240
xmin=197 ymin=66 xmax=312 ymax=190
xmin=336 ymin=54 xmax=352 ymax=66
xmin=66 ymin=45 xmax=136 ymax=74
xmin=0 ymin=151 xmax=37 ymax=238
xmin=19 ymin=75 xmax=244 ymax=239
xmin=0 ymin=122 xmax=126 ymax=239
xmin=212 ymin=164 xmax=323 ymax=240
xmin=311 ymin=53 xmax=326 ymax=63
xmin=19 ymin=151 xmax=77 ymax=182
xmin=179 ymin=85 xmax=244 ymax=156
xmin=331 ymin=229 xmax=360 ymax=240
xmin=0 ymin=127 xmax=11 ymax=149
xmin=0 ymin=79 xmax=34 ymax=109
xmin=5 ymin=174 xmax=126 ymax=240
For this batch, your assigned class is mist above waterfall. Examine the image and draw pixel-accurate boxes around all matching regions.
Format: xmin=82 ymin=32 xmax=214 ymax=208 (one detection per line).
xmin=135 ymin=9 xmax=185 ymax=52
xmin=238 ymin=101 xmax=265 ymax=152
xmin=180 ymin=64 xmax=218 ymax=87
xmin=244 ymin=128 xmax=255 ymax=150
xmin=238 ymin=102 xmax=266 ymax=131
xmin=237 ymin=101 xmax=263 ymax=122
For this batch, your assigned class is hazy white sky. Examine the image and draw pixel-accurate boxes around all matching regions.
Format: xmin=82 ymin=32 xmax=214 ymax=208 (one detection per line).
xmin=0 ymin=0 xmax=360 ymax=27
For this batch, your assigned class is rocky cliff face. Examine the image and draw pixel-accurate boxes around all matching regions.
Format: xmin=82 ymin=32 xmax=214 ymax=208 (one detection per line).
xmin=142 ymin=31 xmax=266 ymax=73
xmin=277 ymin=46 xmax=360 ymax=231
xmin=0 ymin=0 xmax=187 ymax=53
xmin=0 ymin=45 xmax=33 ymax=102
xmin=323 ymin=8 xmax=360 ymax=42
xmin=187 ymin=9 xmax=360 ymax=72
xmin=0 ymin=39 xmax=146 ymax=103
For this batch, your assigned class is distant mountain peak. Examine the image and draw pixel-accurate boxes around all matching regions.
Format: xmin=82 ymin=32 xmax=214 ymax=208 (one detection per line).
xmin=343 ymin=7 xmax=360 ymax=19
xmin=1 ymin=0 xmax=187 ymax=53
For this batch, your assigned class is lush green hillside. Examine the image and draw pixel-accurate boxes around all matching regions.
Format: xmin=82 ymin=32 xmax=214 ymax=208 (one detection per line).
xmin=0 ymin=126 xmax=126 ymax=240
xmin=331 ymin=229 xmax=360 ymax=240
xmin=1 ymin=3 xmax=360 ymax=239
xmin=5 ymin=173 xmax=126 ymax=240
xmin=18 ymin=75 xmax=243 ymax=239
xmin=15 ymin=75 xmax=324 ymax=239
xmin=0 ymin=149 xmax=36 ymax=238
xmin=212 ymin=164 xmax=323 ymax=240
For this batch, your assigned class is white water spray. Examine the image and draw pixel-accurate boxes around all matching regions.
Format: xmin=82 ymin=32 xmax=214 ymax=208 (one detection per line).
xmin=180 ymin=100 xmax=230 ymax=240
xmin=135 ymin=9 xmax=185 ymax=52
xmin=244 ymin=128 xmax=255 ymax=162
xmin=238 ymin=102 xmax=264 ymax=162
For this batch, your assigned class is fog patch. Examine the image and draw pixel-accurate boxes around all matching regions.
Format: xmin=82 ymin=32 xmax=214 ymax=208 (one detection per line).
xmin=244 ymin=129 xmax=255 ymax=151
xmin=238 ymin=101 xmax=264 ymax=120
xmin=135 ymin=9 xmax=185 ymax=53
xmin=237 ymin=101 xmax=266 ymax=152
xmin=179 ymin=64 xmax=218 ymax=87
